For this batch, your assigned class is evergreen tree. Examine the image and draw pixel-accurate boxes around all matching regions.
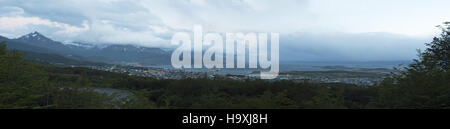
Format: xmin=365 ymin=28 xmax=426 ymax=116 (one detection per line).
xmin=374 ymin=22 xmax=450 ymax=108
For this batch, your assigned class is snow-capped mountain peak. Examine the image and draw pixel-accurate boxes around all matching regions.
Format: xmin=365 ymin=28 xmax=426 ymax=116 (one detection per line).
xmin=17 ymin=31 xmax=52 ymax=42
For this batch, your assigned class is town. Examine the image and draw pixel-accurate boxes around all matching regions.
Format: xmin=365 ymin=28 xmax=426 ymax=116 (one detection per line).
xmin=87 ymin=64 xmax=389 ymax=86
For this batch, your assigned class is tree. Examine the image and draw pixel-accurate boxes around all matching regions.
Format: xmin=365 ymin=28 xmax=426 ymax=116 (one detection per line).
xmin=0 ymin=42 xmax=47 ymax=108
xmin=0 ymin=42 xmax=6 ymax=55
xmin=422 ymin=22 xmax=450 ymax=70
xmin=374 ymin=22 xmax=450 ymax=108
xmin=0 ymin=43 xmax=117 ymax=109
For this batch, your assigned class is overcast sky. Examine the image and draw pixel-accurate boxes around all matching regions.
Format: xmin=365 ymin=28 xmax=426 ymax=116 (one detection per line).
xmin=0 ymin=0 xmax=449 ymax=61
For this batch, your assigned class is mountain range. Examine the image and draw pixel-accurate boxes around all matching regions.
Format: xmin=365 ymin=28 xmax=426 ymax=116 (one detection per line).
xmin=0 ymin=32 xmax=171 ymax=66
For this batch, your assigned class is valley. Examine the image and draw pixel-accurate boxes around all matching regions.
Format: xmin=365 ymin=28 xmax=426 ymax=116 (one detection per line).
xmin=0 ymin=32 xmax=405 ymax=86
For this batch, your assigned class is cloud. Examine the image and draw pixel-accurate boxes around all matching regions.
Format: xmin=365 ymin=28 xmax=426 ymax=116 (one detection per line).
xmin=0 ymin=0 xmax=448 ymax=61
xmin=139 ymin=0 xmax=310 ymax=32
xmin=73 ymin=20 xmax=170 ymax=47
xmin=0 ymin=6 xmax=90 ymax=38
xmin=0 ymin=0 xmax=170 ymax=46
xmin=0 ymin=6 xmax=90 ymax=36
xmin=0 ymin=6 xmax=24 ymax=16
xmin=0 ymin=16 xmax=89 ymax=33
xmin=2 ymin=0 xmax=448 ymax=38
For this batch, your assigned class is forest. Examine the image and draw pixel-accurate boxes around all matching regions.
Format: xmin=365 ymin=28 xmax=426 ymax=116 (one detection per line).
xmin=0 ymin=23 xmax=448 ymax=109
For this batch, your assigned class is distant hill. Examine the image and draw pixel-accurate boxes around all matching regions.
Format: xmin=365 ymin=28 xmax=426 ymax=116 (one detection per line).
xmin=0 ymin=32 xmax=171 ymax=66
xmin=21 ymin=50 xmax=107 ymax=66
xmin=0 ymin=35 xmax=8 ymax=41
xmin=93 ymin=44 xmax=170 ymax=65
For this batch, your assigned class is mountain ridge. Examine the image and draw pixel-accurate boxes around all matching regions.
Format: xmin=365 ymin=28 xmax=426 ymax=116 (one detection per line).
xmin=1 ymin=32 xmax=171 ymax=66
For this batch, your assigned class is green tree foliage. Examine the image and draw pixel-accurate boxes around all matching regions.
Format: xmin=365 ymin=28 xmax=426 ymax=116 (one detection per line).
xmin=0 ymin=42 xmax=48 ymax=108
xmin=373 ymin=22 xmax=450 ymax=108
xmin=110 ymin=77 xmax=374 ymax=109
xmin=0 ymin=42 xmax=121 ymax=109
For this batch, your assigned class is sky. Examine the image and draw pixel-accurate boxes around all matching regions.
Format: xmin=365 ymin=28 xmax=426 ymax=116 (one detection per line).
xmin=0 ymin=0 xmax=449 ymax=61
